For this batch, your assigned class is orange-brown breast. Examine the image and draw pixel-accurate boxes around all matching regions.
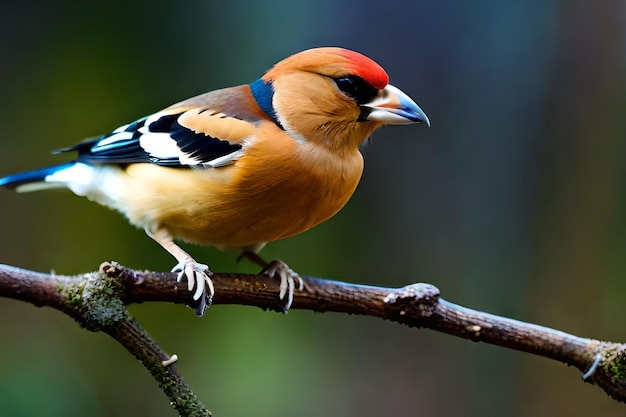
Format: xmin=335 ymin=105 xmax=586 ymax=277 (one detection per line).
xmin=119 ymin=120 xmax=364 ymax=250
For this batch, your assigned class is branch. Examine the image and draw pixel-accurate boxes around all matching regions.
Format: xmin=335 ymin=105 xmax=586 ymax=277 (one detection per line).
xmin=1 ymin=262 xmax=625 ymax=415
xmin=0 ymin=264 xmax=210 ymax=417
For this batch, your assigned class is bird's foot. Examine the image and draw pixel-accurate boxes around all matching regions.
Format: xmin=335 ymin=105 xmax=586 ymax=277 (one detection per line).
xmin=261 ymin=259 xmax=304 ymax=313
xmin=171 ymin=257 xmax=214 ymax=316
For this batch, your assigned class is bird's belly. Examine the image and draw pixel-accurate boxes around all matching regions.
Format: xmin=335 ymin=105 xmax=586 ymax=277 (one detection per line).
xmin=171 ymin=176 xmax=358 ymax=249
xmin=120 ymin=156 xmax=362 ymax=250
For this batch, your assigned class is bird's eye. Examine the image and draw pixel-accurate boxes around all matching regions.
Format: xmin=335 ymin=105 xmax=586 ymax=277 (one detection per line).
xmin=335 ymin=77 xmax=357 ymax=95
xmin=334 ymin=76 xmax=378 ymax=105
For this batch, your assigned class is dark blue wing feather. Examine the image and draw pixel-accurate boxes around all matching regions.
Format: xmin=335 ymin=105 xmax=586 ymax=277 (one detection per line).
xmin=56 ymin=116 xmax=149 ymax=164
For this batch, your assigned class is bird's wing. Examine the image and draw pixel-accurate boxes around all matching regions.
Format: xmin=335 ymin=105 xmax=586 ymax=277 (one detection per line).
xmin=58 ymin=88 xmax=261 ymax=169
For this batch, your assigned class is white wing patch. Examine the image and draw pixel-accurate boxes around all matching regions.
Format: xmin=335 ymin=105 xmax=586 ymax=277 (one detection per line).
xmin=135 ymin=109 xmax=249 ymax=167
xmin=137 ymin=132 xmax=202 ymax=164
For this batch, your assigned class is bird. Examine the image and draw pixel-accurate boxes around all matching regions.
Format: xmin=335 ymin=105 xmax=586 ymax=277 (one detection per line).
xmin=0 ymin=47 xmax=429 ymax=316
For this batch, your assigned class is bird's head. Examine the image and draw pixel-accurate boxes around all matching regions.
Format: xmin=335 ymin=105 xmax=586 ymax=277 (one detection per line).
xmin=254 ymin=47 xmax=429 ymax=151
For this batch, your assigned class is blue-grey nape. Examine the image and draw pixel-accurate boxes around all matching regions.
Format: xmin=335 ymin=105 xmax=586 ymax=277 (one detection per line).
xmin=249 ymin=78 xmax=284 ymax=130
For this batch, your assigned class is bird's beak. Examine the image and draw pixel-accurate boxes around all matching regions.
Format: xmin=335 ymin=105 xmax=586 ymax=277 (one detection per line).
xmin=363 ymin=84 xmax=430 ymax=126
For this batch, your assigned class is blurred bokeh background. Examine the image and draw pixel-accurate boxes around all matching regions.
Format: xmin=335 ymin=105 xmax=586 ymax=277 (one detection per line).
xmin=1 ymin=1 xmax=625 ymax=416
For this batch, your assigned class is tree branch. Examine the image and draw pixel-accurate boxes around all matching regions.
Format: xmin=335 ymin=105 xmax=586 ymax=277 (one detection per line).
xmin=1 ymin=261 xmax=625 ymax=415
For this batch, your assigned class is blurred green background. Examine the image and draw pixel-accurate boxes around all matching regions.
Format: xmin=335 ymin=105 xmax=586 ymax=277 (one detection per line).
xmin=1 ymin=1 xmax=625 ymax=416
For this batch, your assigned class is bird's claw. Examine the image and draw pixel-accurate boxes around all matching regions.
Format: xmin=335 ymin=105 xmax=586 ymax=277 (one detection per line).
xmin=171 ymin=258 xmax=214 ymax=316
xmin=261 ymin=260 xmax=303 ymax=313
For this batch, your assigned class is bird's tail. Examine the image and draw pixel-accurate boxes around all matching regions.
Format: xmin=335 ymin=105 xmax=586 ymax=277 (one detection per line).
xmin=0 ymin=162 xmax=82 ymax=193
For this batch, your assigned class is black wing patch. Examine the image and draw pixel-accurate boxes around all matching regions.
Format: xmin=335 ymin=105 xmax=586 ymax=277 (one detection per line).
xmin=56 ymin=112 xmax=243 ymax=168
xmin=146 ymin=113 xmax=243 ymax=167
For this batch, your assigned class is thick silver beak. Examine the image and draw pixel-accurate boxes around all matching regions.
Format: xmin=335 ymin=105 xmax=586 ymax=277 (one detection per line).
xmin=364 ymin=84 xmax=430 ymax=126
